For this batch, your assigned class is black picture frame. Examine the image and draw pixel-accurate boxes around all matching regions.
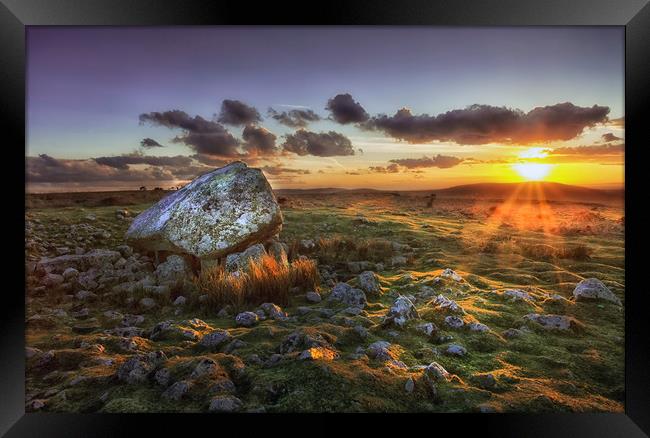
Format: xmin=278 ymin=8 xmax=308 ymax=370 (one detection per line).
xmin=2 ymin=0 xmax=649 ymax=436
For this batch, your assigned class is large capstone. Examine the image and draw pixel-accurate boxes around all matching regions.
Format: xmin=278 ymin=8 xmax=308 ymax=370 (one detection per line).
xmin=125 ymin=162 xmax=282 ymax=262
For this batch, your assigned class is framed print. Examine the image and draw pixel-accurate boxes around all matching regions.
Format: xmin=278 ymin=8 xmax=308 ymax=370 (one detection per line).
xmin=2 ymin=0 xmax=649 ymax=435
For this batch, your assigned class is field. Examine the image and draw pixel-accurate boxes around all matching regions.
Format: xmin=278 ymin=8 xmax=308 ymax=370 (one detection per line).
xmin=24 ymin=186 xmax=625 ymax=412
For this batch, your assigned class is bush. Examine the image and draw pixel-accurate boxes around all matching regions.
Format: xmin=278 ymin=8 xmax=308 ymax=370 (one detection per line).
xmin=192 ymin=254 xmax=319 ymax=311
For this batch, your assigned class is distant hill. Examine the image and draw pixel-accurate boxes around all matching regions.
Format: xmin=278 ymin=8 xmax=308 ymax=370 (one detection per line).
xmin=431 ymin=182 xmax=623 ymax=204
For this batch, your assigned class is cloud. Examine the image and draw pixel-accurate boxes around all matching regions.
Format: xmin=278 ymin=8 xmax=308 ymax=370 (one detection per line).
xmin=283 ymin=129 xmax=355 ymax=157
xmin=217 ymin=99 xmax=262 ymax=126
xmin=139 ymin=110 xmax=241 ymax=157
xmin=268 ymin=107 xmax=321 ymax=128
xmin=27 ymin=154 xmax=178 ymax=183
xmin=367 ymin=102 xmax=610 ymax=145
xmin=93 ymin=153 xmax=193 ymax=170
xmin=140 ymin=138 xmax=164 ymax=148
xmin=389 ymin=155 xmax=464 ymax=169
xmin=545 ymin=143 xmax=624 ymax=156
xmin=601 ymin=132 xmax=622 ymax=142
xmin=325 ymin=93 xmax=370 ymax=124
xmin=260 ymin=165 xmax=311 ymax=176
xmin=242 ymin=125 xmax=278 ymax=155
xmin=368 ymin=163 xmax=400 ymax=173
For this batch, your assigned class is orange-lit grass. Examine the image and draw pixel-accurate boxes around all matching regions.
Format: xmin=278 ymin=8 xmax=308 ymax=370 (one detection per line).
xmin=193 ymin=254 xmax=319 ymax=311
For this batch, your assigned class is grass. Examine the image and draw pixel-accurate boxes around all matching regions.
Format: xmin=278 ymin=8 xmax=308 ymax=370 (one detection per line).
xmin=192 ymin=254 xmax=319 ymax=311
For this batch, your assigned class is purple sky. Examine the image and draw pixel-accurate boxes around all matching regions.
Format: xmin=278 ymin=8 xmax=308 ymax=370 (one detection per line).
xmin=26 ymin=26 xmax=624 ymax=191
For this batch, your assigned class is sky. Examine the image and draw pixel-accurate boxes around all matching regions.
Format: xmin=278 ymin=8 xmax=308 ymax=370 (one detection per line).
xmin=26 ymin=26 xmax=625 ymax=192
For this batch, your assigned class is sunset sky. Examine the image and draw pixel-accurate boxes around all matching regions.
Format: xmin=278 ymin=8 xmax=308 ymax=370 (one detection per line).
xmin=26 ymin=26 xmax=624 ymax=192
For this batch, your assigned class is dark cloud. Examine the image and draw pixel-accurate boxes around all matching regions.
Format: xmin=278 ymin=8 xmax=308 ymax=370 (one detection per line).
xmin=140 ymin=138 xmax=164 ymax=148
xmin=367 ymin=102 xmax=610 ymax=145
xmin=191 ymin=154 xmax=231 ymax=167
xmin=93 ymin=154 xmax=193 ymax=170
xmin=242 ymin=125 xmax=278 ymax=155
xmin=140 ymin=110 xmax=240 ymax=157
xmin=260 ymin=165 xmax=311 ymax=176
xmin=545 ymin=143 xmax=624 ymax=156
xmin=368 ymin=163 xmax=400 ymax=173
xmin=217 ymin=99 xmax=262 ymax=126
xmin=283 ymin=130 xmax=355 ymax=157
xmin=268 ymin=108 xmax=321 ymax=128
xmin=601 ymin=132 xmax=622 ymax=142
xmin=326 ymin=93 xmax=370 ymax=124
xmin=27 ymin=154 xmax=177 ymax=183
xmin=389 ymin=155 xmax=464 ymax=169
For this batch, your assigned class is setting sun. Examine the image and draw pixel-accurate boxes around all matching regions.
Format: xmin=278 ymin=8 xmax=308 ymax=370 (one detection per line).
xmin=512 ymin=163 xmax=553 ymax=181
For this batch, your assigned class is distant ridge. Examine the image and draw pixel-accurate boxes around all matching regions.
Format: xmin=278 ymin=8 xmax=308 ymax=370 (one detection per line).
xmin=276 ymin=182 xmax=623 ymax=204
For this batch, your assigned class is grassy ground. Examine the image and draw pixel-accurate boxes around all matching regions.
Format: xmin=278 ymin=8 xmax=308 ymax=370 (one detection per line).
xmin=25 ymin=191 xmax=625 ymax=412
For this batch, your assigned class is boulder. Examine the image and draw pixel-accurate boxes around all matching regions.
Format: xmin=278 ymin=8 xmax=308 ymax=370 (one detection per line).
xmin=523 ymin=313 xmax=576 ymax=331
xmin=125 ymin=162 xmax=283 ymax=263
xmin=573 ymin=278 xmax=621 ymax=305
xmin=385 ymin=296 xmax=419 ymax=327
xmin=235 ymin=311 xmax=259 ymax=327
xmin=155 ymin=255 xmax=191 ymax=285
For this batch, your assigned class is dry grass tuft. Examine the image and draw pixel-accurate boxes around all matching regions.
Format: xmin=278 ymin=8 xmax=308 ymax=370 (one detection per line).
xmin=193 ymin=254 xmax=319 ymax=311
xmin=294 ymin=235 xmax=395 ymax=264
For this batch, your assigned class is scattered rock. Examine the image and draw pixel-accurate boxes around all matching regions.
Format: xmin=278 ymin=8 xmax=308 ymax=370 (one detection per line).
xmin=468 ymin=322 xmax=490 ymax=333
xmin=305 ymin=291 xmax=322 ymax=303
xmin=155 ymin=255 xmax=191 ymax=285
xmin=366 ymin=341 xmax=394 ymax=361
xmin=405 ymin=377 xmax=415 ymax=393
xmin=416 ymin=322 xmax=438 ymax=337
xmin=116 ymin=351 xmax=167 ymax=384
xmin=432 ymin=294 xmax=465 ymax=313
xmin=390 ymin=256 xmax=407 ymax=267
xmin=523 ymin=313 xmax=577 ymax=331
xmin=357 ymin=271 xmax=381 ymax=295
xmin=425 ymin=362 xmax=450 ymax=381
xmin=385 ymin=296 xmax=419 ymax=327
xmin=260 ymin=302 xmax=287 ymax=320
xmin=328 ymin=283 xmax=367 ymax=308
xmin=503 ymin=289 xmax=534 ymax=302
xmin=445 ymin=344 xmax=467 ymax=357
xmin=226 ymin=243 xmax=267 ymax=272
xmin=200 ymin=329 xmax=232 ymax=349
xmin=440 ymin=268 xmax=462 ymax=282
xmin=573 ymin=278 xmax=621 ymax=305
xmin=444 ymin=315 xmax=464 ymax=329
xmin=162 ymin=380 xmax=192 ymax=400
xmin=209 ymin=395 xmax=243 ymax=412
xmin=139 ymin=297 xmax=156 ymax=310
xmin=173 ymin=296 xmax=187 ymax=306
xmin=235 ymin=311 xmax=259 ymax=327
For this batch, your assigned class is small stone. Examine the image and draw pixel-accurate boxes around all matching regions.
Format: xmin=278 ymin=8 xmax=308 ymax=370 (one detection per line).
xmin=260 ymin=302 xmax=287 ymax=320
xmin=424 ymin=362 xmax=450 ymax=381
xmin=405 ymin=377 xmax=415 ymax=393
xmin=200 ymin=329 xmax=232 ymax=348
xmin=385 ymin=296 xmax=419 ymax=328
xmin=523 ymin=313 xmax=576 ymax=331
xmin=139 ymin=297 xmax=156 ymax=309
xmin=305 ymin=291 xmax=322 ymax=303
xmin=173 ymin=296 xmax=187 ymax=306
xmin=235 ymin=311 xmax=259 ymax=327
xmin=445 ymin=315 xmax=464 ymax=329
xmin=162 ymin=380 xmax=192 ymax=400
xmin=209 ymin=395 xmax=243 ymax=412
xmin=445 ymin=344 xmax=467 ymax=357
xmin=468 ymin=322 xmax=489 ymax=332
xmin=416 ymin=322 xmax=438 ymax=337
xmin=573 ymin=278 xmax=621 ymax=305
xmin=357 ymin=271 xmax=381 ymax=295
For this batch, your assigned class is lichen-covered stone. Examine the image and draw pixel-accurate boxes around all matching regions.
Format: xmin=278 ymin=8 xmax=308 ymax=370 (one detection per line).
xmin=125 ymin=162 xmax=283 ymax=261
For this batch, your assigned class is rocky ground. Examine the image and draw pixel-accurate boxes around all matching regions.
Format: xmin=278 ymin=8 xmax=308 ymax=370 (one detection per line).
xmin=25 ymin=192 xmax=625 ymax=413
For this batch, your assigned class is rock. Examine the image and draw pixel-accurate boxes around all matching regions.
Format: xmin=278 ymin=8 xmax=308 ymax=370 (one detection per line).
xmin=385 ymin=296 xmax=419 ymax=327
xmin=226 ymin=243 xmax=267 ymax=272
xmin=116 ymin=351 xmax=167 ymax=384
xmin=405 ymin=377 xmax=415 ymax=393
xmin=573 ymin=278 xmax=621 ymax=305
xmin=209 ymin=395 xmax=243 ymax=412
xmin=116 ymin=245 xmax=134 ymax=258
xmin=432 ymin=294 xmax=465 ymax=314
xmin=353 ymin=325 xmax=369 ymax=339
xmin=162 ymin=380 xmax=192 ymax=400
xmin=125 ymin=162 xmax=283 ymax=263
xmin=390 ymin=256 xmax=407 ymax=267
xmin=523 ymin=313 xmax=576 ymax=331
xmin=445 ymin=344 xmax=467 ymax=357
xmin=299 ymin=347 xmax=339 ymax=361
xmin=173 ymin=296 xmax=187 ymax=306
xmin=200 ymin=329 xmax=232 ymax=348
xmin=235 ymin=311 xmax=259 ymax=327
xmin=416 ymin=322 xmax=438 ymax=337
xmin=300 ymin=239 xmax=316 ymax=250
xmin=366 ymin=341 xmax=394 ymax=361
xmin=425 ymin=362 xmax=450 ymax=381
xmin=75 ymin=290 xmax=95 ymax=300
xmin=26 ymin=347 xmax=42 ymax=359
xmin=37 ymin=249 xmax=121 ymax=274
xmin=190 ymin=358 xmax=219 ymax=379
xmin=440 ymin=268 xmax=462 ymax=282
xmin=468 ymin=322 xmax=490 ymax=333
xmin=357 ymin=271 xmax=381 ymax=295
xmin=139 ymin=297 xmax=156 ymax=310
xmin=502 ymin=328 xmax=523 ymax=339
xmin=328 ymin=283 xmax=367 ymax=308
xmin=155 ymin=255 xmax=191 ymax=285
xmin=42 ymin=273 xmax=64 ymax=288
xmin=260 ymin=303 xmax=287 ymax=320
xmin=475 ymin=373 xmax=496 ymax=389
xmin=444 ymin=315 xmax=464 ymax=329
xmin=209 ymin=379 xmax=236 ymax=395
xmin=122 ymin=314 xmax=145 ymax=327
xmin=62 ymin=267 xmax=79 ymax=281
xmin=503 ymin=289 xmax=534 ymax=302
xmin=267 ymin=240 xmax=289 ymax=265
xmin=305 ymin=291 xmax=322 ymax=303
xmin=280 ymin=330 xmax=330 ymax=354
xmin=154 ymin=368 xmax=171 ymax=386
